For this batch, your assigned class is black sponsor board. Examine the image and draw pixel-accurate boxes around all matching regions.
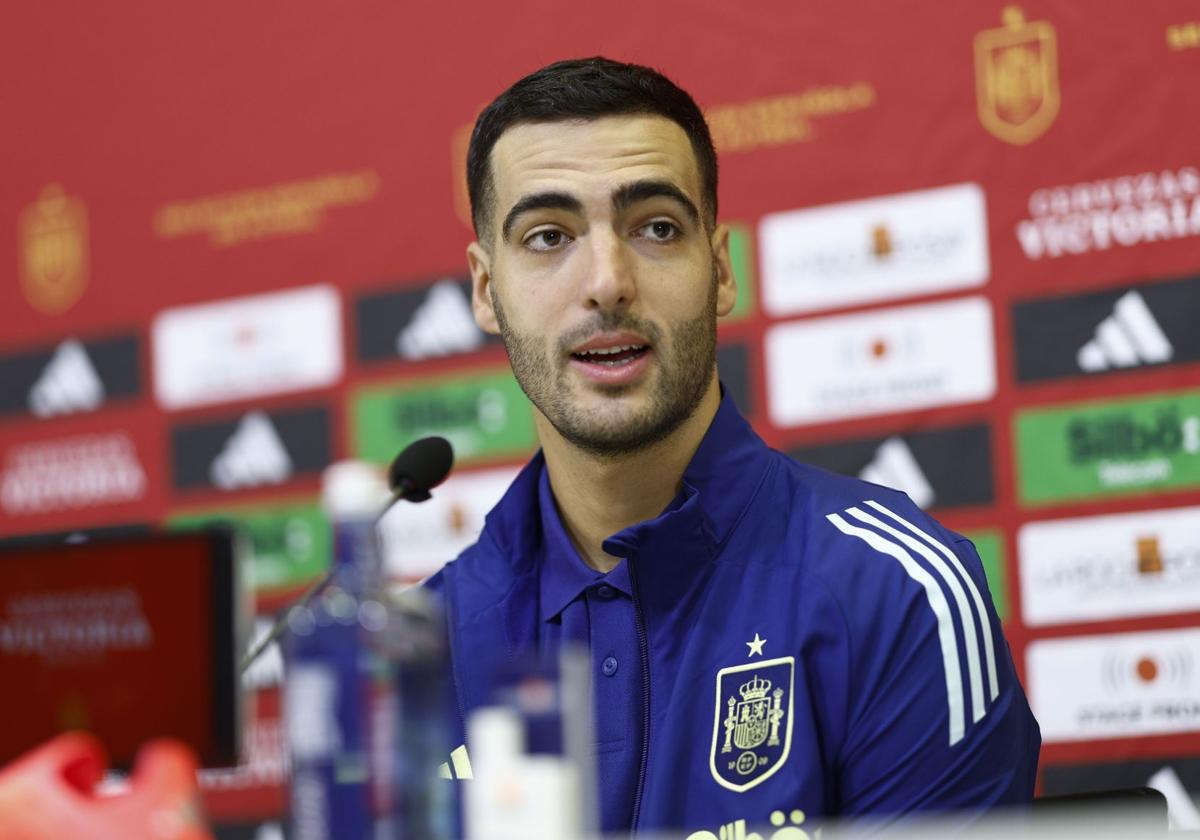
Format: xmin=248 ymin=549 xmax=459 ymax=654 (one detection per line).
xmin=355 ymin=277 xmax=501 ymax=364
xmin=1013 ymin=273 xmax=1200 ymax=383
xmin=717 ymin=342 xmax=753 ymax=418
xmin=211 ymin=821 xmax=284 ymax=840
xmin=170 ymin=405 xmax=331 ymax=491
xmin=1043 ymin=754 xmax=1200 ymax=804
xmin=788 ymin=423 xmax=994 ymax=509
xmin=0 ymin=334 xmax=140 ymax=418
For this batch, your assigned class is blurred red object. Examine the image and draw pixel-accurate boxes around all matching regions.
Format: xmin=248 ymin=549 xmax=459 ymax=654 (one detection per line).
xmin=0 ymin=731 xmax=214 ymax=840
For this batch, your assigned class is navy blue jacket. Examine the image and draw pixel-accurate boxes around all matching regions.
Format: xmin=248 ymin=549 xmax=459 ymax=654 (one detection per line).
xmin=426 ymin=391 xmax=1040 ymax=836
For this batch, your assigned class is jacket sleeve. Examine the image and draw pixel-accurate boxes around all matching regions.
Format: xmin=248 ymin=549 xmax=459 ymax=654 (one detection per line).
xmin=814 ymin=497 xmax=1040 ymax=816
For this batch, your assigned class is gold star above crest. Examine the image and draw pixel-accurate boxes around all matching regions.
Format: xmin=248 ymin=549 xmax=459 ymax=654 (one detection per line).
xmin=746 ymin=633 xmax=766 ymax=657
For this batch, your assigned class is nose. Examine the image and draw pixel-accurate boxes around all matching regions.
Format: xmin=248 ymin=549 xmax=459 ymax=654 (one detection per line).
xmin=581 ymin=229 xmax=636 ymax=311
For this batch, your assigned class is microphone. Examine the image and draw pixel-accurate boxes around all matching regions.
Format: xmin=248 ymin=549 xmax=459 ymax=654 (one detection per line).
xmin=239 ymin=437 xmax=455 ymax=675
xmin=385 ymin=435 xmax=454 ymax=507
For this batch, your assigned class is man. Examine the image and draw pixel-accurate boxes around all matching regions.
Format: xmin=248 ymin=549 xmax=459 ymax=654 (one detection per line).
xmin=426 ymin=56 xmax=1039 ymax=836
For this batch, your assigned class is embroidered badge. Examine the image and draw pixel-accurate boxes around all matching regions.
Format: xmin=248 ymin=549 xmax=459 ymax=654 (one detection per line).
xmin=710 ymin=655 xmax=794 ymax=792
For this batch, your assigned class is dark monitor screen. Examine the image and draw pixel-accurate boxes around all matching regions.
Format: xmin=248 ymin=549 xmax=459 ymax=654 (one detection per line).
xmin=0 ymin=528 xmax=243 ymax=769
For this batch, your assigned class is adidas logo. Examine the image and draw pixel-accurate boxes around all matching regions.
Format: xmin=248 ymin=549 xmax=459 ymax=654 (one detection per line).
xmin=1077 ymin=290 xmax=1173 ymax=372
xmin=395 ymin=281 xmax=483 ymax=360
xmin=1147 ymin=766 xmax=1200 ymax=831
xmin=209 ymin=411 xmax=293 ymax=490
xmin=27 ymin=339 xmax=105 ymax=418
xmin=858 ymin=437 xmax=935 ymax=508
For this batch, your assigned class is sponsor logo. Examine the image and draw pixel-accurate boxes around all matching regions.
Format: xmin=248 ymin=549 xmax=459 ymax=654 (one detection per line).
xmin=28 ymin=340 xmax=105 ymax=418
xmin=1015 ymin=166 xmax=1200 ymax=260
xmin=1013 ymin=274 xmax=1200 ymax=382
xmin=828 ymin=501 xmax=1001 ymax=746
xmin=1014 ymin=390 xmax=1200 ymax=505
xmin=1167 ymin=21 xmax=1200 ymax=51
xmin=790 ymin=423 xmax=995 ymax=511
xmin=0 ymin=335 xmax=140 ymax=421
xmin=684 ymin=809 xmax=815 ymax=840
xmin=1077 ymin=291 xmax=1172 ymax=372
xmin=1043 ymin=757 xmax=1200 ymax=831
xmin=353 ymin=370 xmax=536 ymax=467
xmin=711 ymin=656 xmax=794 ymax=792
xmin=1019 ymin=506 xmax=1200 ymax=626
xmin=705 ymin=82 xmax=876 ymax=153
xmin=354 ymin=277 xmax=499 ymax=364
xmin=378 ymin=466 xmax=517 ymax=581
xmin=974 ymin=6 xmax=1060 ymax=145
xmin=210 ymin=412 xmax=292 ymax=491
xmin=18 ymin=185 xmax=89 ymax=315
xmin=859 ymin=437 xmax=934 ymax=508
xmin=240 ymin=618 xmax=285 ymax=690
xmin=760 ymin=183 xmax=989 ymax=316
xmin=0 ymin=587 xmax=153 ymax=663
xmin=152 ymin=170 xmax=380 ymax=247
xmin=171 ymin=406 xmax=331 ymax=493
xmin=171 ymin=501 xmax=329 ymax=593
xmin=1027 ymin=628 xmax=1200 ymax=742
xmin=0 ymin=433 xmax=147 ymax=516
xmin=765 ymin=297 xmax=996 ymax=427
xmin=153 ymin=285 xmax=342 ymax=411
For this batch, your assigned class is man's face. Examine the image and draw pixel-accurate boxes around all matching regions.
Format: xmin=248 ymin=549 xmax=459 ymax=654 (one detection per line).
xmin=466 ymin=114 xmax=736 ymax=458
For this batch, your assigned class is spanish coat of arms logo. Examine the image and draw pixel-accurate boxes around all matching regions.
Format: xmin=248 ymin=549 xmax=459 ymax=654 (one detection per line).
xmin=974 ymin=6 xmax=1060 ymax=146
xmin=710 ymin=656 xmax=795 ymax=792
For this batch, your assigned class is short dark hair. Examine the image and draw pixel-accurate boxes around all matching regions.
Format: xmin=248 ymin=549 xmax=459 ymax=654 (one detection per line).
xmin=466 ymin=56 xmax=718 ymax=240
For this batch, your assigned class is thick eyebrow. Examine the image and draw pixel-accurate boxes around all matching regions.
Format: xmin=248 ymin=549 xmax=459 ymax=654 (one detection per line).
xmin=612 ymin=179 xmax=700 ymax=226
xmin=501 ymin=191 xmax=583 ymax=243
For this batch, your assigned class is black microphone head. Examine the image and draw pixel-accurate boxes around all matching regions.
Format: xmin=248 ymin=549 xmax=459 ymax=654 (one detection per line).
xmin=387 ymin=436 xmax=454 ymax=502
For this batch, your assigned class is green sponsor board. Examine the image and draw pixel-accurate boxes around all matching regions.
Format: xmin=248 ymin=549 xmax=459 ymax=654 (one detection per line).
xmin=354 ymin=369 xmax=537 ymax=467
xmin=1015 ymin=390 xmax=1200 ymax=506
xmin=962 ymin=529 xmax=1007 ymax=622
xmin=726 ymin=223 xmax=757 ymax=322
xmin=170 ymin=501 xmax=330 ymax=593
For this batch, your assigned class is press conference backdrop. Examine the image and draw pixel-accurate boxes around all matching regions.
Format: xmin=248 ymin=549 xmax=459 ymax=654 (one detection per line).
xmin=3 ymin=1 xmax=1200 ymax=834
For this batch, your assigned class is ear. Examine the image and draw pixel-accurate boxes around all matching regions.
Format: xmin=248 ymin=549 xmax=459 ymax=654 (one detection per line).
xmin=710 ymin=224 xmax=737 ymax=318
xmin=466 ymin=240 xmax=501 ymax=335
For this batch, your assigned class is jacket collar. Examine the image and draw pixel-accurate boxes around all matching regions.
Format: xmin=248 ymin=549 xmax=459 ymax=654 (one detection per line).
xmin=600 ymin=386 xmax=773 ymax=561
xmin=516 ymin=387 xmax=774 ymax=614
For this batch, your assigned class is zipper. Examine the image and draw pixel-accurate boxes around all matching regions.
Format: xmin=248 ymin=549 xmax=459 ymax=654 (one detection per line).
xmin=629 ymin=563 xmax=651 ymax=835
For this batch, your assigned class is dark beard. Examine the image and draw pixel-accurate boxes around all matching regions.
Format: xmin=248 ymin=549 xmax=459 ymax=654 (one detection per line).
xmin=491 ymin=279 xmax=717 ymax=460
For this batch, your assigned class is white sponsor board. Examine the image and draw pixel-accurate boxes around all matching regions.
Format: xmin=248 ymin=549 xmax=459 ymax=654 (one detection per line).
xmin=765 ymin=296 xmax=996 ymax=427
xmin=378 ymin=465 xmax=518 ymax=580
xmin=1027 ymin=628 xmax=1200 ymax=743
xmin=153 ymin=284 xmax=342 ymax=410
xmin=0 ymin=433 xmax=146 ymax=515
xmin=759 ymin=183 xmax=989 ymax=316
xmin=1016 ymin=166 xmax=1200 ymax=260
xmin=1020 ymin=506 xmax=1200 ymax=627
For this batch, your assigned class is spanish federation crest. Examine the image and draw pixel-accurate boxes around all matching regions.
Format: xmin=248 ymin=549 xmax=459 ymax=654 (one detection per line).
xmin=19 ymin=184 xmax=89 ymax=315
xmin=710 ymin=656 xmax=794 ymax=792
xmin=974 ymin=6 xmax=1060 ymax=146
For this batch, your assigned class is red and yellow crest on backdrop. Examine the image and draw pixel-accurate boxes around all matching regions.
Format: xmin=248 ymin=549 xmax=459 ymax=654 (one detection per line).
xmin=974 ymin=6 xmax=1060 ymax=145
xmin=19 ymin=184 xmax=89 ymax=315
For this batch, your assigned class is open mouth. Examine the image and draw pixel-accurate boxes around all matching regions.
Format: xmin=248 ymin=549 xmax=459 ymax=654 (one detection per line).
xmin=570 ymin=344 xmax=650 ymax=367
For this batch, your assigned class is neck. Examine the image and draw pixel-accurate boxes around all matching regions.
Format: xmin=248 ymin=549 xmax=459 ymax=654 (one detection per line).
xmin=538 ymin=377 xmax=721 ymax=573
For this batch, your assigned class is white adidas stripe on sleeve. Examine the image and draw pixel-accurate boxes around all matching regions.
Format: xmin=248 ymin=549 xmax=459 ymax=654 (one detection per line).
xmin=863 ymin=500 xmax=999 ymax=703
xmin=826 ymin=512 xmax=967 ymax=746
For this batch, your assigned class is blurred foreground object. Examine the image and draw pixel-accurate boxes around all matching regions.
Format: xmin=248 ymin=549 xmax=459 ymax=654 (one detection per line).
xmin=0 ymin=731 xmax=213 ymax=840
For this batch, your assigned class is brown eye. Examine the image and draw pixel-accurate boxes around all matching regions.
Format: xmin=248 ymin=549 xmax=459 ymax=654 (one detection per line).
xmin=638 ymin=220 xmax=679 ymax=242
xmin=524 ymin=228 xmax=572 ymax=252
